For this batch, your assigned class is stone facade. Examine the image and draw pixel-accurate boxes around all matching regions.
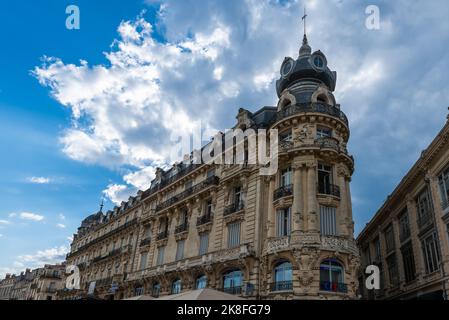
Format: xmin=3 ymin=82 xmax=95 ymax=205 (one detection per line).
xmin=61 ymin=34 xmax=359 ymax=300
xmin=357 ymin=118 xmax=449 ymax=300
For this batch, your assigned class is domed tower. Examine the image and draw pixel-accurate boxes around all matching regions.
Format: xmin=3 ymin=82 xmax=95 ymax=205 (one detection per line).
xmin=261 ymin=24 xmax=359 ymax=299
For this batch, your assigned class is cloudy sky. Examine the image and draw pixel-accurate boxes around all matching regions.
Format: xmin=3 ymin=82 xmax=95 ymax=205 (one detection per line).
xmin=0 ymin=0 xmax=448 ymax=277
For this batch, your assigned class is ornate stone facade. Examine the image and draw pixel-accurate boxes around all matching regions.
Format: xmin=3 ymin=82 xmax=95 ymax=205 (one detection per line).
xmin=62 ymin=33 xmax=359 ymax=300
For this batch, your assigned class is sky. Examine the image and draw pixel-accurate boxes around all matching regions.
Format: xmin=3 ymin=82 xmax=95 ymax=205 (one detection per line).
xmin=0 ymin=0 xmax=449 ymax=278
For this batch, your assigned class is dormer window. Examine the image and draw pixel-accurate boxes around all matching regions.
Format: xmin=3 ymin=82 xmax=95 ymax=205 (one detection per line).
xmin=314 ymin=56 xmax=324 ymax=68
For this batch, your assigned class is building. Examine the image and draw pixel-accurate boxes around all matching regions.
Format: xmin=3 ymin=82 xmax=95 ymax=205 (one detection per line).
xmin=0 ymin=274 xmax=17 ymax=300
xmin=357 ymin=117 xmax=449 ymax=300
xmin=29 ymin=264 xmax=65 ymax=300
xmin=62 ymin=196 xmax=142 ymax=300
xmin=63 ymin=31 xmax=359 ymax=300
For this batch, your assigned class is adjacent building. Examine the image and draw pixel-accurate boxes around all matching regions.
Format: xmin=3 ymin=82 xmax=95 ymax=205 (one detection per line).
xmin=357 ymin=117 xmax=449 ymax=300
xmin=63 ymin=32 xmax=359 ymax=300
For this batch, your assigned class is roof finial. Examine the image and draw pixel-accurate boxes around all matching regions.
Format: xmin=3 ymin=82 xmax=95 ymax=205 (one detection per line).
xmin=99 ymin=198 xmax=104 ymax=213
xmin=302 ymin=6 xmax=308 ymax=37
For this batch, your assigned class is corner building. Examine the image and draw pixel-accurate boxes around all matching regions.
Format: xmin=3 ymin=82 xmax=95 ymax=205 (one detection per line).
xmin=66 ymin=34 xmax=359 ymax=300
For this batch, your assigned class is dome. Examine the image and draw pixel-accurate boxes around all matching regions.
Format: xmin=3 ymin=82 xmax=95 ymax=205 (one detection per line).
xmin=276 ymin=35 xmax=337 ymax=97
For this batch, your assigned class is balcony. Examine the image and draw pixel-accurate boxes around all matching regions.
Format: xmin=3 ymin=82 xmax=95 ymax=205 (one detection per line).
xmin=157 ymin=230 xmax=169 ymax=241
xmin=175 ymin=223 xmax=189 ymax=234
xmin=318 ymin=183 xmax=341 ymax=198
xmin=442 ymin=197 xmax=449 ymax=211
xmin=140 ymin=237 xmax=151 ymax=247
xmin=315 ymin=137 xmax=340 ymax=152
xmin=273 ymin=184 xmax=293 ymax=201
xmin=224 ymin=202 xmax=245 ymax=216
xmin=96 ymin=277 xmax=114 ymax=288
xmin=277 ymin=102 xmax=348 ymax=126
xmin=221 ymin=286 xmax=243 ymax=295
xmin=92 ymin=245 xmax=132 ymax=264
xmin=320 ymin=281 xmax=348 ymax=293
xmin=156 ymin=176 xmax=220 ymax=212
xmin=197 ymin=214 xmax=213 ymax=226
xmin=270 ymin=281 xmax=293 ymax=292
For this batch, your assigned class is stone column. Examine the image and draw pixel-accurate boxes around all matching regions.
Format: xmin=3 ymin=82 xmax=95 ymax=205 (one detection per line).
xmin=337 ymin=165 xmax=349 ymax=237
xmin=267 ymin=176 xmax=276 ymax=238
xmin=292 ymin=162 xmax=303 ymax=232
xmin=306 ymin=162 xmax=318 ymax=232
xmin=392 ymin=219 xmax=405 ymax=288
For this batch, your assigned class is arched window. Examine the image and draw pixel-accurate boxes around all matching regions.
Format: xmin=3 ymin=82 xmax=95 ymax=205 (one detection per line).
xmin=171 ymin=279 xmax=182 ymax=295
xmin=196 ymin=275 xmax=207 ymax=289
xmin=223 ymin=269 xmax=243 ymax=295
xmin=319 ymin=259 xmax=347 ymax=293
xmin=152 ymin=282 xmax=161 ymax=298
xmin=272 ymin=261 xmax=293 ymax=291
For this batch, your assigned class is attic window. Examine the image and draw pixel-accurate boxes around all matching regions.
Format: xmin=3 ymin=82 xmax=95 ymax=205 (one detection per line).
xmin=280 ymin=98 xmax=292 ymax=109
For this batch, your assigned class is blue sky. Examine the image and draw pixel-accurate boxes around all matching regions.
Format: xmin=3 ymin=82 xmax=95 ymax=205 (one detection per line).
xmin=1 ymin=0 xmax=448 ymax=277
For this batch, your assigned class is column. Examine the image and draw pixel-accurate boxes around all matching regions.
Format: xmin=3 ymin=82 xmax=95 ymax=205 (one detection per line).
xmin=338 ymin=167 xmax=348 ymax=237
xmin=406 ymin=195 xmax=425 ymax=281
xmin=292 ymin=162 xmax=304 ymax=232
xmin=306 ymin=162 xmax=318 ymax=232
xmin=267 ymin=176 xmax=276 ymax=238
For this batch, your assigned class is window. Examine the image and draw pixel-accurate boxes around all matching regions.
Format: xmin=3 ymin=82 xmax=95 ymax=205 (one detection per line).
xmin=205 ymin=199 xmax=213 ymax=216
xmin=152 ymin=282 xmax=161 ymax=298
xmin=185 ymin=180 xmax=193 ymax=190
xmin=279 ymin=130 xmax=292 ymax=143
xmin=207 ymin=169 xmax=216 ymax=178
xmin=196 ymin=275 xmax=207 ymax=289
xmin=157 ymin=246 xmax=165 ymax=266
xmin=280 ymin=167 xmax=292 ymax=187
xmin=171 ymin=279 xmax=182 ymax=295
xmin=316 ymin=126 xmax=332 ymax=139
xmin=276 ymin=208 xmax=292 ymax=237
xmin=318 ymin=164 xmax=333 ymax=194
xmin=234 ymin=187 xmax=243 ymax=205
xmin=320 ymin=206 xmax=337 ymax=236
xmin=417 ymin=188 xmax=433 ymax=227
xmin=374 ymin=237 xmax=382 ymax=262
xmin=384 ymin=225 xmax=395 ymax=254
xmin=401 ymin=242 xmax=416 ymax=283
xmin=134 ymin=287 xmax=144 ymax=296
xmin=398 ymin=211 xmax=411 ymax=242
xmin=175 ymin=240 xmax=185 ymax=261
xmin=386 ymin=255 xmax=399 ymax=287
xmin=422 ymin=232 xmax=441 ymax=274
xmin=228 ymin=222 xmax=241 ymax=248
xmin=199 ymin=233 xmax=209 ymax=256
xmin=139 ymin=252 xmax=148 ymax=270
xmin=273 ymin=261 xmax=293 ymax=291
xmin=223 ymin=270 xmax=243 ymax=294
xmin=143 ymin=225 xmax=152 ymax=240
xmin=319 ymin=260 xmax=346 ymax=293
xmin=438 ymin=167 xmax=449 ymax=210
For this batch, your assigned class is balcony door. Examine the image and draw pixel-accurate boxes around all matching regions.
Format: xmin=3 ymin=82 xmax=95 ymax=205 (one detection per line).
xmin=318 ymin=164 xmax=333 ymax=194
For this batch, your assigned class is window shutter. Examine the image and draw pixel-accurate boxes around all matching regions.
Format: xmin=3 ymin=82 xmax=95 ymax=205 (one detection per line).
xmin=320 ymin=206 xmax=337 ymax=236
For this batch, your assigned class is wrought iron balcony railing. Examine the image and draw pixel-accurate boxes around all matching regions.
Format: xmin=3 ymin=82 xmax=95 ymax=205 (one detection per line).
xmin=221 ymin=286 xmax=243 ymax=295
xmin=320 ymin=281 xmax=348 ymax=293
xmin=140 ymin=237 xmax=151 ymax=247
xmin=270 ymin=281 xmax=293 ymax=292
xmin=442 ymin=197 xmax=449 ymax=211
xmin=315 ymin=137 xmax=340 ymax=151
xmin=274 ymin=184 xmax=293 ymax=201
xmin=277 ymin=102 xmax=348 ymax=126
xmin=92 ymin=245 xmax=132 ymax=264
xmin=197 ymin=214 xmax=213 ymax=226
xmin=317 ymin=183 xmax=341 ymax=198
xmin=157 ymin=230 xmax=169 ymax=241
xmin=156 ymin=176 xmax=220 ymax=212
xmin=175 ymin=223 xmax=189 ymax=234
xmin=223 ymin=201 xmax=245 ymax=216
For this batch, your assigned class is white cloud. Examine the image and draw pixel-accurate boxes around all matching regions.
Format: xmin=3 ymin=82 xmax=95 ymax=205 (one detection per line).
xmin=19 ymin=212 xmax=44 ymax=222
xmin=0 ymin=246 xmax=69 ymax=279
xmin=27 ymin=177 xmax=51 ymax=184
xmin=56 ymin=223 xmax=66 ymax=229
xmin=58 ymin=213 xmax=66 ymax=220
xmin=0 ymin=220 xmax=10 ymax=226
xmin=33 ymin=0 xmax=449 ymax=231
xmin=103 ymin=184 xmax=136 ymax=205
